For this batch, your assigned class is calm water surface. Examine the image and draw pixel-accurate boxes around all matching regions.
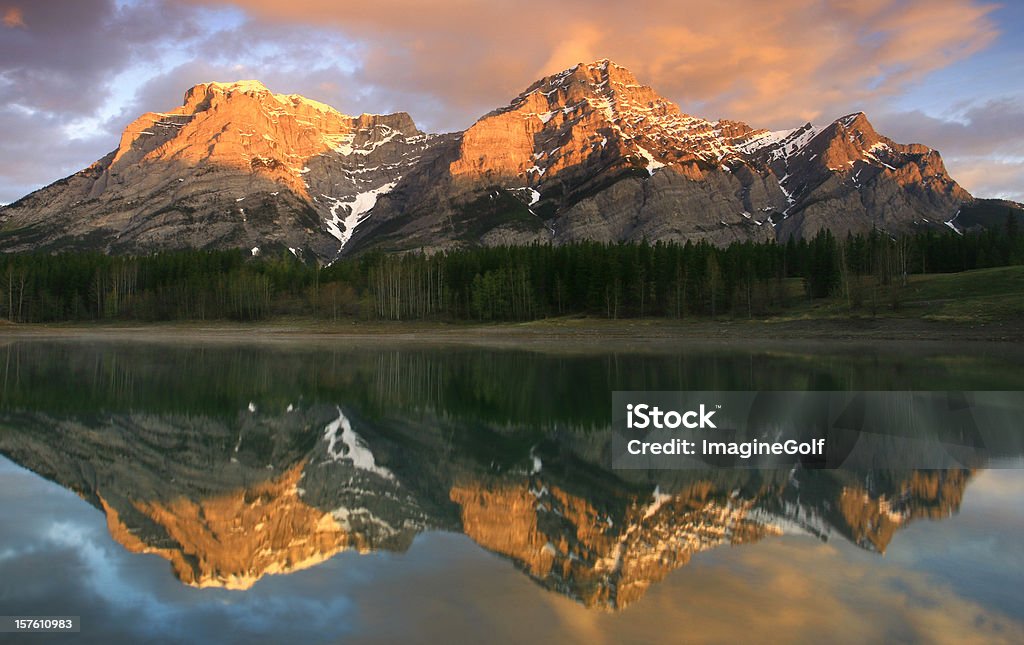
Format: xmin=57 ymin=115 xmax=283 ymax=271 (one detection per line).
xmin=0 ymin=339 xmax=1021 ymax=644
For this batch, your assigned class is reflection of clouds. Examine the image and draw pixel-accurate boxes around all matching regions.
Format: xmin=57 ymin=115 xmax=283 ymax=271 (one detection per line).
xmin=277 ymin=533 xmax=1024 ymax=643
xmin=963 ymin=467 xmax=1024 ymax=506
xmin=882 ymin=469 xmax=1024 ymax=619
xmin=37 ymin=515 xmax=361 ymax=642
xmin=0 ymin=547 xmax=27 ymax=562
xmin=3 ymin=453 xmax=1022 ymax=642
xmin=531 ymin=538 xmax=1023 ymax=644
xmin=44 ymin=519 xmax=175 ymax=624
xmin=0 ymin=457 xmax=359 ymax=644
xmin=5 ymin=488 xmax=1024 ymax=643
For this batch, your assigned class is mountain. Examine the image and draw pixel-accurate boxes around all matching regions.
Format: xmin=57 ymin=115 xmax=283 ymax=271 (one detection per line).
xmin=0 ymin=61 xmax=996 ymax=261
xmin=0 ymin=80 xmax=448 ymax=260
xmin=0 ymin=401 xmax=972 ymax=607
xmin=0 ymin=341 xmax=996 ymax=608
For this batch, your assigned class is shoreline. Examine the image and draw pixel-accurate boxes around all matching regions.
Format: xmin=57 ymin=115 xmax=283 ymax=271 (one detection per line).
xmin=2 ymin=316 xmax=1022 ymax=352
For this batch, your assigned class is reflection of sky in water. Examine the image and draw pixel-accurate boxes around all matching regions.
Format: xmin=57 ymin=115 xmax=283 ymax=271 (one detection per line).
xmin=883 ymin=467 xmax=1024 ymax=620
xmin=1 ymin=457 xmax=1021 ymax=644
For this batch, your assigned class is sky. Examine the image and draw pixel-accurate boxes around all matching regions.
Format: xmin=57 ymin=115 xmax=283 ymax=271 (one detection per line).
xmin=0 ymin=0 xmax=1022 ymax=204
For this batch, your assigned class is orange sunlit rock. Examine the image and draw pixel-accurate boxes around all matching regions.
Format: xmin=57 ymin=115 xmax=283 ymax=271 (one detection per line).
xmin=450 ymin=478 xmax=773 ymax=610
xmin=102 ymin=462 xmax=353 ymax=589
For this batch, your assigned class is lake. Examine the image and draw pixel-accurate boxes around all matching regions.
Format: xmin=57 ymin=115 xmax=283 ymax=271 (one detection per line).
xmin=0 ymin=337 xmax=1022 ymax=644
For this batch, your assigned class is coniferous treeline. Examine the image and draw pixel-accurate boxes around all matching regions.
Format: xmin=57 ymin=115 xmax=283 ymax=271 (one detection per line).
xmin=1 ymin=219 xmax=1021 ymax=323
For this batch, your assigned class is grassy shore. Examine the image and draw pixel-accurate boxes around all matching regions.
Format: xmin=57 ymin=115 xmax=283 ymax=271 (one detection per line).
xmin=2 ymin=266 xmax=1022 ymax=345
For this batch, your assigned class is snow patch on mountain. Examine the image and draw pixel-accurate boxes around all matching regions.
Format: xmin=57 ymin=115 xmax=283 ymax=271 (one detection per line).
xmin=323 ymin=406 xmax=394 ymax=480
xmin=323 ymin=181 xmax=398 ymax=249
xmin=635 ymin=145 xmax=666 ymax=175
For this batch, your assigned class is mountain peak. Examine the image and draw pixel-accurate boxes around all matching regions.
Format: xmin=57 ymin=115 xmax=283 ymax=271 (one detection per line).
xmin=205 ymin=79 xmax=271 ymax=94
xmin=182 ymin=79 xmax=341 ymax=116
xmin=815 ymin=110 xmax=888 ymax=163
xmin=461 ymin=57 xmax=751 ymax=185
xmin=506 ymin=58 xmax=643 ymax=107
xmin=0 ymin=63 xmax=975 ymax=259
xmin=832 ymin=111 xmax=878 ymax=137
xmin=836 ymin=111 xmax=867 ymax=125
xmin=577 ymin=58 xmax=629 ymax=75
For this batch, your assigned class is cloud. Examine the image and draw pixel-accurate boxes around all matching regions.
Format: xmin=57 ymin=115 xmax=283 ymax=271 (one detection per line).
xmin=874 ymin=98 xmax=1024 ymax=200
xmin=0 ymin=105 xmax=118 ymax=204
xmin=0 ymin=0 xmax=210 ymax=203
xmin=275 ymin=533 xmax=1024 ymax=643
xmin=947 ymin=160 xmax=1024 ymax=202
xmin=184 ymin=0 xmax=1000 ymax=127
xmin=3 ymin=5 xmax=24 ymax=28
xmin=876 ymin=99 xmax=1024 ymax=157
xmin=0 ymin=0 xmax=199 ymax=115
xmin=0 ymin=0 xmax=1011 ymax=204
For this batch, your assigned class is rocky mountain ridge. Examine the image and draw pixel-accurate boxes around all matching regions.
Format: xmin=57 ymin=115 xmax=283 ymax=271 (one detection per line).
xmin=0 ymin=79 xmax=447 ymax=260
xmin=0 ymin=61 xmax=990 ymax=261
xmin=0 ymin=401 xmax=971 ymax=608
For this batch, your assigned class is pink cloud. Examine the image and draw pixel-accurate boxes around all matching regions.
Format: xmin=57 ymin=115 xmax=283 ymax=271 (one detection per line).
xmin=946 ymin=159 xmax=1024 ymax=202
xmin=874 ymin=99 xmax=1024 ymax=200
xmin=3 ymin=5 xmax=25 ymax=28
xmin=185 ymin=0 xmax=1000 ymax=128
xmin=1 ymin=0 xmax=1013 ymax=204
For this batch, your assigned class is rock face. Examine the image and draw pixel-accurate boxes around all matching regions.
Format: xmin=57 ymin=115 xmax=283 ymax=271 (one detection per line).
xmin=352 ymin=60 xmax=972 ymax=253
xmin=450 ymin=479 xmax=777 ymax=609
xmin=0 ymin=81 xmax=446 ymax=261
xmin=772 ymin=112 xmax=971 ymax=239
xmin=0 ymin=405 xmax=429 ymax=590
xmin=0 ymin=63 xmax=982 ymax=260
xmin=0 ymin=400 xmax=973 ymax=606
xmin=99 ymin=462 xmax=355 ymax=590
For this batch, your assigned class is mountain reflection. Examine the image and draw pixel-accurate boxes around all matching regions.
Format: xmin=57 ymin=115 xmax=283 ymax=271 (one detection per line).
xmin=0 ymin=340 xmax=1016 ymax=610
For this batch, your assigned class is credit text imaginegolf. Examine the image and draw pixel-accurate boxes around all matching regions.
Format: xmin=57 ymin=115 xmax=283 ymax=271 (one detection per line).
xmin=622 ymin=401 xmax=826 ymax=459
xmin=613 ymin=390 xmax=1024 ymax=470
